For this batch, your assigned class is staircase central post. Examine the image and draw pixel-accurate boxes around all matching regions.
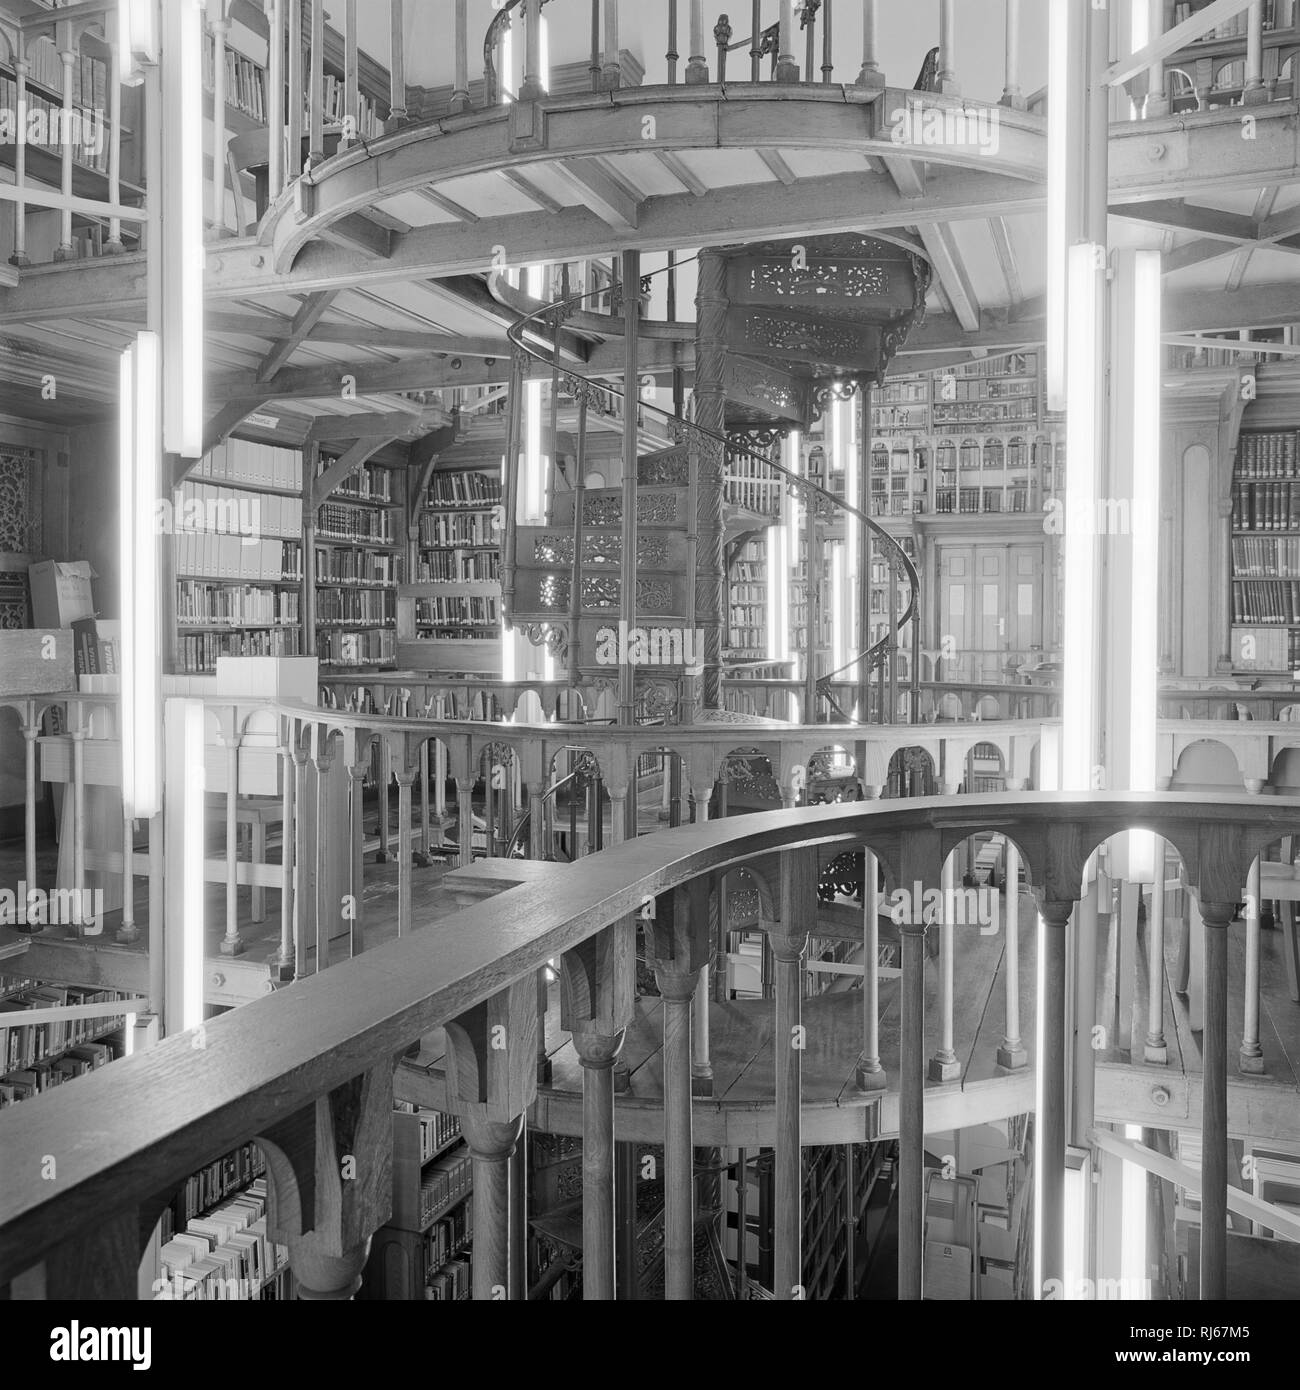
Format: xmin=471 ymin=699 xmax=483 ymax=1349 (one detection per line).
xmin=858 ymin=386 xmax=873 ymax=723
xmin=694 ymin=251 xmax=729 ymax=712
xmin=620 ymin=250 xmax=641 ymax=726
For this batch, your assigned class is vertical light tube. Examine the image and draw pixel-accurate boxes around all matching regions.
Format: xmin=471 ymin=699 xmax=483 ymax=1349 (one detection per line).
xmin=784 ymin=432 xmax=801 ymax=681
xmin=121 ymin=334 xmax=160 ymax=820
xmin=1128 ymin=249 xmax=1161 ymax=877
xmin=1129 ymin=0 xmax=1150 ymax=119
xmin=525 ymin=264 xmax=550 ymax=679
xmin=1046 ymin=0 xmax=1070 ymax=411
xmin=1034 ymin=909 xmax=1046 ymax=1295
xmin=831 ymin=545 xmax=845 ymax=670
xmin=1121 ymin=1123 xmax=1148 ymax=1295
xmin=181 ymin=698 xmax=205 ymax=1031
xmin=1062 ymin=243 xmax=1101 ymax=792
xmin=162 ymin=0 xmax=204 ymax=458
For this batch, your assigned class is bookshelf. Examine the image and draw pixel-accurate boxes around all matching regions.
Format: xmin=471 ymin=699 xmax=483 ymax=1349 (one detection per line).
xmin=1230 ymin=428 xmax=1300 ymax=673
xmin=174 ymin=438 xmax=305 ymax=674
xmin=728 ymin=536 xmax=767 ymax=659
xmin=363 ymin=1105 xmax=474 ymax=1300
xmin=0 ymin=977 xmax=129 ymax=1109
xmin=314 ymin=456 xmax=405 ymax=672
xmin=148 ymin=1141 xmax=293 ymax=1300
xmin=397 ymin=465 xmax=504 ymax=673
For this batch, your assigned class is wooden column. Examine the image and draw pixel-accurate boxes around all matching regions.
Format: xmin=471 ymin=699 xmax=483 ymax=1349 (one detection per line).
xmin=221 ymin=720 xmax=245 ymax=955
xmin=1146 ymin=0 xmax=1169 ymax=116
xmin=451 ymin=0 xmax=471 ymax=112
xmin=287 ymin=0 xmax=304 ymax=178
xmin=776 ymin=1 xmax=798 ymax=82
xmin=520 ymin=0 xmax=544 ymax=99
xmin=341 ymin=0 xmax=358 ymax=149
xmin=1144 ymin=837 xmax=1168 ymax=1063
xmin=1200 ymin=901 xmax=1233 ymax=1300
xmin=266 ymin=0 xmax=286 ymax=198
xmin=1240 ymin=859 xmax=1264 ymax=1073
xmin=271 ymin=734 xmax=296 ymax=979
xmin=929 ymin=855 xmax=960 ymax=1081
xmin=9 ymin=49 xmax=29 ymax=266
xmin=774 ymin=849 xmax=815 ymax=1298
xmin=1001 ymin=0 xmax=1022 ymax=107
xmin=686 ymin=0 xmax=708 ymax=83
xmin=616 ymin=1140 xmax=639 ymax=1298
xmin=20 ymin=709 xmax=38 ymax=923
xmin=897 ymin=916 xmax=926 ymax=1300
xmin=444 ymin=979 xmax=539 ymax=1300
xmin=694 ymin=253 xmax=729 ymax=709
xmin=54 ymin=27 xmax=75 ymax=260
xmin=1039 ymin=899 xmax=1073 ymax=1295
xmin=691 ymin=791 xmax=713 ymax=1095
xmin=937 ymin=0 xmax=959 ymax=93
xmin=857 ymin=847 xmax=886 ymax=1088
xmin=562 ymin=920 xmax=634 ymax=1300
xmin=388 ymin=0 xmax=408 ymax=126
xmin=1244 ymin=1 xmax=1267 ymax=103
xmin=292 ymin=740 xmax=312 ymax=976
xmin=311 ymin=736 xmax=335 ymax=972
xmin=456 ymin=777 xmax=475 ymax=868
xmin=656 ymin=965 xmax=696 ymax=1299
xmin=997 ymin=840 xmax=1027 ymax=1068
xmin=602 ymin=0 xmax=621 ymax=89
xmin=393 ymin=760 xmax=417 ymax=938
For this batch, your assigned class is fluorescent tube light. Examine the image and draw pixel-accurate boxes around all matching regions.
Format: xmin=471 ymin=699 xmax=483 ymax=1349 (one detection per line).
xmin=1046 ymin=0 xmax=1070 ymax=411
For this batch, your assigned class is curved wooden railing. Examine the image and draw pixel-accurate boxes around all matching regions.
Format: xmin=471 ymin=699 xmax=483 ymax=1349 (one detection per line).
xmin=1 ymin=789 xmax=1296 ymax=1300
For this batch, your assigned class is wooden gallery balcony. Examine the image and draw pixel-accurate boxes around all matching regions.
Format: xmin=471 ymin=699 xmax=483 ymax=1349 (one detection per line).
xmin=1 ymin=770 xmax=1297 ymax=1301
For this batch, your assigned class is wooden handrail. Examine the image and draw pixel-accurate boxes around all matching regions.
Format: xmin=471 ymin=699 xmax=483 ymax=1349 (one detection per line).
xmin=2 ymin=788 xmax=1298 ymax=1288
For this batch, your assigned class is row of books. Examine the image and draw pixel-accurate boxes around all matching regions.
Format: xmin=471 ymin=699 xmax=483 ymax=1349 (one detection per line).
xmin=318 ymin=628 xmax=395 ymax=667
xmin=178 ymin=481 xmax=304 ymax=539
xmin=197 ymin=438 xmax=303 ymax=492
xmin=415 ymin=595 xmax=499 ymax=626
xmin=72 ymin=618 xmax=119 ymax=676
xmin=1232 ymin=625 xmax=1300 ymax=671
xmin=932 ymin=401 xmax=1039 ymax=424
xmin=1231 ymin=480 xmax=1300 ymax=531
xmin=878 ymin=380 xmax=929 ymax=405
xmin=180 ymin=627 xmax=301 ymax=673
xmin=424 ymin=1202 xmax=473 ymax=1279
xmin=318 ymin=73 xmax=385 ymax=139
xmin=177 ymin=581 xmax=300 ymax=628
xmin=426 ymin=473 xmax=503 ymax=508
xmin=935 ymin=378 xmax=1035 ymax=402
xmin=202 ymin=31 xmax=267 ymax=123
xmin=318 ymin=502 xmax=398 ymax=545
xmin=419 ymin=513 xmax=499 ymax=547
xmin=0 ymin=1039 xmax=116 ymax=1109
xmin=730 ymin=583 xmax=766 ymax=604
xmin=328 ymin=462 xmax=395 ymax=502
xmin=413 ymin=1109 xmax=462 ymax=1164
xmin=157 ymin=1179 xmax=290 ymax=1301
xmin=0 ymin=984 xmax=128 ymax=1074
xmin=314 ymin=546 xmax=403 ymax=585
xmin=945 ymin=352 xmax=1039 ymax=379
xmin=0 ymin=77 xmax=109 ymax=174
xmin=177 ymin=535 xmax=302 ymax=583
xmin=1231 ymin=536 xmax=1300 ymax=577
xmin=417 ymin=550 xmax=500 ymax=582
xmin=163 ymin=1142 xmax=267 ymax=1235
xmin=425 ymin=1257 xmax=472 ymax=1301
xmin=1239 ymin=431 xmax=1300 ymax=477
xmin=415 ymin=1148 xmax=473 ymax=1230
xmin=18 ymin=46 xmax=107 ymax=107
xmin=1230 ymin=580 xmax=1300 ymax=624
xmin=316 ymin=588 xmax=395 ymax=624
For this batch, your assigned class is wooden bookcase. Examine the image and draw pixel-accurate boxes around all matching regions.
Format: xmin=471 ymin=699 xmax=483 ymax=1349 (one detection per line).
xmin=363 ymin=1105 xmax=473 ymax=1300
xmin=727 ymin=536 xmax=767 ymax=659
xmin=174 ymin=437 xmax=304 ymax=674
xmin=313 ymin=455 xmax=404 ymax=672
xmin=1230 ymin=427 xmax=1300 ymax=674
xmin=397 ymin=464 xmax=503 ymax=673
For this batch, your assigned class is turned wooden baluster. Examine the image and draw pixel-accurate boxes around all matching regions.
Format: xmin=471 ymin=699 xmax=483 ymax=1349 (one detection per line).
xmin=1240 ymin=857 xmax=1264 ymax=1073
xmin=388 ymin=0 xmax=408 ymax=127
xmin=937 ymin=0 xmax=958 ymax=94
xmin=857 ymin=846 xmax=887 ymax=1089
xmin=997 ymin=839 xmax=1027 ymax=1068
xmin=602 ymin=0 xmax=620 ymax=89
xmin=929 ymin=853 xmax=961 ymax=1082
xmin=265 ymin=0 xmax=286 ymax=197
xmin=9 ymin=39 xmax=29 ymax=267
xmin=53 ymin=21 xmax=78 ymax=260
xmin=1144 ymin=835 xmax=1168 ymax=1063
xmin=451 ymin=0 xmax=471 ymax=112
xmin=1001 ymin=0 xmax=1022 ymax=108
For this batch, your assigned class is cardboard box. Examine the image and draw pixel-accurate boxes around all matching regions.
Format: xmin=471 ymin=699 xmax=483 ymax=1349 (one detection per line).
xmin=28 ymin=560 xmax=97 ymax=629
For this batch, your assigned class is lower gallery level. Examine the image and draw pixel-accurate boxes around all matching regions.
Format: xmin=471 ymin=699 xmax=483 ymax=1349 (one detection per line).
xmin=1 ymin=0 xmax=1300 ymax=1324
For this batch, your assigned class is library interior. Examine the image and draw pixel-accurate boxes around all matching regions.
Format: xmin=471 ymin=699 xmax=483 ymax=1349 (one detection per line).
xmin=2 ymin=0 xmax=1300 ymax=1308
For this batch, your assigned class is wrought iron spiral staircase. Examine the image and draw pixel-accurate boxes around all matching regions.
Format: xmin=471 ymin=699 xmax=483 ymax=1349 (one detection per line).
xmin=498 ymin=240 xmax=927 ymax=725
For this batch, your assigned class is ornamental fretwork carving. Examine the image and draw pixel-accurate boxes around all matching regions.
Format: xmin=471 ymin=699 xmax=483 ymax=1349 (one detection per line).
xmin=637 ymin=453 xmax=690 ymax=486
xmin=744 ymin=258 xmax=889 ymax=301
xmin=744 ymin=310 xmax=863 ymax=360
xmin=533 ymin=534 xmax=669 ymax=567
xmin=584 ymin=493 xmax=681 ymax=527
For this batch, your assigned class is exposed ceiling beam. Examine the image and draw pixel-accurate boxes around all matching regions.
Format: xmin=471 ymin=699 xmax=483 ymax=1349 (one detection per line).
xmin=316 ymin=213 xmax=393 ymax=261
xmin=498 ymin=167 xmax=566 ymax=215
xmin=988 ymin=217 xmax=1023 ymax=308
xmin=306 ymin=410 xmax=448 ymax=443
xmin=1226 ymin=187 xmax=1280 ymax=292
xmin=1109 ymin=200 xmax=1258 ymax=244
xmin=915 ymin=224 xmax=981 ymax=332
xmin=654 ymin=150 xmax=708 ymax=197
xmin=1162 ymin=239 xmax=1239 ymax=276
xmin=757 ymin=150 xmax=797 ymax=186
xmin=200 ymin=400 xmax=262 ymax=459
xmin=555 ymin=157 xmax=640 ymax=229
xmin=254 ymin=291 xmax=338 ymax=382
xmin=416 ymin=187 xmax=480 ymax=223
xmin=881 ymin=155 xmax=925 ymax=199
xmin=1165 ymin=332 xmax=1300 ymax=358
